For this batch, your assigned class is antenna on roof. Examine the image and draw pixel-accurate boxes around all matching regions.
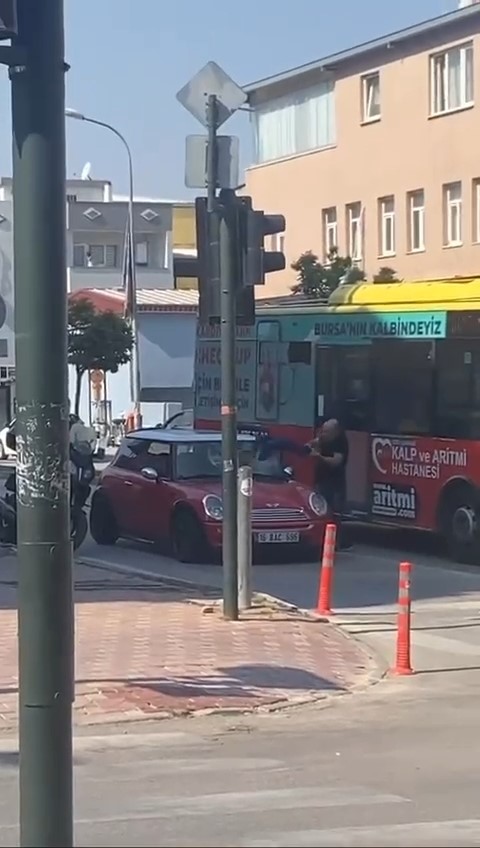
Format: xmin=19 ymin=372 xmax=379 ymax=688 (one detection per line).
xmin=80 ymin=162 xmax=92 ymax=181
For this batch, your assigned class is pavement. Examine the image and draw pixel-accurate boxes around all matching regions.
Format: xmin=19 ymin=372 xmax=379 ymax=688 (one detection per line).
xmin=0 ymin=551 xmax=372 ymax=729
xmin=77 ymin=524 xmax=480 ymax=678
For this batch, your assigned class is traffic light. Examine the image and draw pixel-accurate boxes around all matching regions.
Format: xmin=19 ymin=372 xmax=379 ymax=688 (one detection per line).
xmin=172 ymin=197 xmax=220 ymax=322
xmin=194 ymin=196 xmax=221 ymax=322
xmin=239 ymin=197 xmax=286 ymax=286
xmin=177 ymin=193 xmax=286 ymax=326
xmin=0 ymin=0 xmax=17 ymax=39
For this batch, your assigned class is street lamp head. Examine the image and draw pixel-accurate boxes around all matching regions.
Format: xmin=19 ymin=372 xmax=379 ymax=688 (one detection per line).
xmin=65 ymin=108 xmax=86 ymax=121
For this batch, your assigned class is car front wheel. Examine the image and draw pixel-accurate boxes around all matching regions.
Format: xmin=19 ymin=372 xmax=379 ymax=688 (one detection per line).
xmin=90 ymin=493 xmax=119 ymax=546
xmin=171 ymin=508 xmax=208 ymax=563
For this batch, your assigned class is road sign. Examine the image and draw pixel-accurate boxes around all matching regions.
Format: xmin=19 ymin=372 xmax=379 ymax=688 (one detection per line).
xmin=176 ymin=61 xmax=247 ymax=128
xmin=185 ymin=134 xmax=239 ymax=190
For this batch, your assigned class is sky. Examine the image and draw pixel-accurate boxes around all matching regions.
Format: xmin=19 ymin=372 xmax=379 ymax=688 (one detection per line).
xmin=0 ymin=0 xmax=457 ymax=199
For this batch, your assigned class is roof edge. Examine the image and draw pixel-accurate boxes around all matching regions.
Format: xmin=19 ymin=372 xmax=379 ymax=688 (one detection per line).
xmin=245 ymin=5 xmax=480 ymax=96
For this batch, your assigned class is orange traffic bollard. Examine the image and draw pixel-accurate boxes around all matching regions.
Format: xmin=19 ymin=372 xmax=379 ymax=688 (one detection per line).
xmin=391 ymin=560 xmax=414 ymax=675
xmin=316 ymin=522 xmax=337 ymax=615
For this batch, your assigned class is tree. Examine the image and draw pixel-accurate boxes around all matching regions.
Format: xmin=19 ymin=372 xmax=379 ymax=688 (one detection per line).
xmin=373 ymin=266 xmax=401 ymax=283
xmin=291 ymin=248 xmax=366 ymax=298
xmin=68 ymin=298 xmax=134 ymax=416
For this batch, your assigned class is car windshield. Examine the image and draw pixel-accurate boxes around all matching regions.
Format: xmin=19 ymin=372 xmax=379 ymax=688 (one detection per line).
xmin=175 ymin=440 xmax=285 ymax=480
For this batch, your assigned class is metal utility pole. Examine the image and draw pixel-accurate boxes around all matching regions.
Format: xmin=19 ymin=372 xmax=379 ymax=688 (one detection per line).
xmin=206 ymin=94 xmax=217 ymax=214
xmin=206 ymin=95 xmax=238 ymax=620
xmin=177 ymin=66 xmax=246 ymax=621
xmin=218 ymin=189 xmax=238 ymax=620
xmin=65 ymin=107 xmax=142 ymax=429
xmin=237 ymin=464 xmax=252 ymax=610
xmin=10 ymin=0 xmax=74 ymax=845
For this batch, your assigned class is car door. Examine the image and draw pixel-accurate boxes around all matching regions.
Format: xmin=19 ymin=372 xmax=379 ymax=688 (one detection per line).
xmin=128 ymin=441 xmax=173 ymax=542
xmin=102 ymin=437 xmax=152 ymax=537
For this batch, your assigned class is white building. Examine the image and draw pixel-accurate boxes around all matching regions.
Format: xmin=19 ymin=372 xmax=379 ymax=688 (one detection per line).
xmin=0 ymin=177 xmax=174 ymax=294
xmin=0 ymin=177 xmax=197 ymax=428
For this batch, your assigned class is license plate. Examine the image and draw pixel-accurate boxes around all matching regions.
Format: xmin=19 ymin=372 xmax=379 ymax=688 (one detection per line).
xmin=256 ymin=530 xmax=300 ymax=544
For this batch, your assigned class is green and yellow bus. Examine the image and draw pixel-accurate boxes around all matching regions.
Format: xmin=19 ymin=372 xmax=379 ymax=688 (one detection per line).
xmin=195 ymin=277 xmax=480 ymax=562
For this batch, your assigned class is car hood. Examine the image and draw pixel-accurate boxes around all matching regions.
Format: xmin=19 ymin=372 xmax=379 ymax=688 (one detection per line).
xmin=171 ymin=477 xmax=315 ymax=511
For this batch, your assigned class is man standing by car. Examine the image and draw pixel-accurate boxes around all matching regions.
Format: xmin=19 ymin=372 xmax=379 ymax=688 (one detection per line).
xmin=309 ymin=418 xmax=351 ymax=551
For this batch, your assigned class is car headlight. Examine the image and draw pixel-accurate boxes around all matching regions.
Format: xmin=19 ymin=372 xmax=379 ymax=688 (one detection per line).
xmin=309 ymin=491 xmax=327 ymax=517
xmin=203 ymin=494 xmax=223 ymax=521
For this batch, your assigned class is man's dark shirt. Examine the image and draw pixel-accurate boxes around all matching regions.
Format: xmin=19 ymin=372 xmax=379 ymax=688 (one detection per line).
xmin=314 ymin=431 xmax=349 ymax=492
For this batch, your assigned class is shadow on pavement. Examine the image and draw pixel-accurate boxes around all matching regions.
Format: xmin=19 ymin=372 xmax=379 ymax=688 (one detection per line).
xmin=73 ymin=664 xmax=344 ymax=702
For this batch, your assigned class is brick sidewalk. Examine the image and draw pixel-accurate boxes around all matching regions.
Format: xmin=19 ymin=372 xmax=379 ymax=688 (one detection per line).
xmin=0 ymin=554 xmax=374 ymax=728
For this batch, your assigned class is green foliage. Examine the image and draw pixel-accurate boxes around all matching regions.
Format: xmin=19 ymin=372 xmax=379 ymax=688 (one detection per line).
xmin=290 ymin=248 xmax=366 ymax=298
xmin=68 ymin=298 xmax=134 ymax=415
xmin=373 ymin=266 xmax=401 ymax=283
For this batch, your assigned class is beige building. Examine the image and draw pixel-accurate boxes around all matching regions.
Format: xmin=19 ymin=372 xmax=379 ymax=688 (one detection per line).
xmin=245 ymin=2 xmax=480 ymax=296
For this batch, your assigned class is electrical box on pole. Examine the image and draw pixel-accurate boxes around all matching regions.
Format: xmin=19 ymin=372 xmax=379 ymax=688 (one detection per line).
xmin=0 ymin=0 xmax=17 ymax=38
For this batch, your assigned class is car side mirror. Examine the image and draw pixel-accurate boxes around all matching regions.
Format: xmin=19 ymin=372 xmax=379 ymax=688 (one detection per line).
xmin=283 ymin=466 xmax=293 ymax=478
xmin=141 ymin=466 xmax=158 ymax=481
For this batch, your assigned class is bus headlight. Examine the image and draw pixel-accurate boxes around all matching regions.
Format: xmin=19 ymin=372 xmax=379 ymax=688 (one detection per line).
xmin=203 ymin=494 xmax=223 ymax=521
xmin=309 ymin=491 xmax=327 ymax=516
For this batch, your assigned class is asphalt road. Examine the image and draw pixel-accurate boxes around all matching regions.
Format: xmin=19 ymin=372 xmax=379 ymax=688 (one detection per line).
xmin=3 ymin=463 xmax=480 ymax=845
xmin=1 ymin=679 xmax=480 ymax=846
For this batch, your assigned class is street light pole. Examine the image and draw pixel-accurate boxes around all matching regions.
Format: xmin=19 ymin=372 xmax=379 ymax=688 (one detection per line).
xmin=11 ymin=1 xmax=73 ymax=844
xmin=65 ymin=108 xmax=142 ymax=427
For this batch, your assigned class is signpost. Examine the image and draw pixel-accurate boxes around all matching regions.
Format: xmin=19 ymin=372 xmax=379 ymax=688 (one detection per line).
xmin=177 ymin=62 xmax=247 ymax=621
xmin=185 ymin=134 xmax=239 ymax=191
xmin=0 ymin=2 xmax=74 ymax=845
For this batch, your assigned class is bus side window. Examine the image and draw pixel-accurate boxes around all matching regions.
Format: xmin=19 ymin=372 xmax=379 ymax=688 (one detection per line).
xmin=315 ymin=345 xmax=372 ymax=430
xmin=338 ymin=347 xmax=372 ymax=431
xmin=372 ymin=341 xmax=433 ymax=435
xmin=435 ymin=340 xmax=480 ymax=439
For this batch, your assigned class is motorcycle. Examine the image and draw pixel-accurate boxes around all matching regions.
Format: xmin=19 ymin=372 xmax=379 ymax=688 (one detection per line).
xmin=69 ymin=440 xmax=95 ymax=548
xmin=0 ymin=434 xmax=94 ymax=550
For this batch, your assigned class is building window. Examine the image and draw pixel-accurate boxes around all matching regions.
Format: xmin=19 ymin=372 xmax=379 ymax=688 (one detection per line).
xmin=407 ymin=190 xmax=425 ymax=252
xmin=378 ymin=196 xmax=395 ymax=256
xmin=346 ymin=202 xmax=363 ymax=261
xmin=443 ymin=182 xmax=462 ymax=246
xmin=135 ymin=240 xmax=149 ymax=266
xmin=430 ymin=42 xmax=473 ymax=116
xmin=253 ymin=81 xmax=336 ymax=164
xmin=322 ymin=207 xmax=337 ymax=259
xmin=472 ymin=179 xmax=480 ymax=243
xmin=361 ymin=72 xmax=380 ymax=122
xmin=73 ymin=243 xmax=118 ymax=268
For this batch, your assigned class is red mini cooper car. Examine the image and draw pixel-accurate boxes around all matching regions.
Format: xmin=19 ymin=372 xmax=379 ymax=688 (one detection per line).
xmin=89 ymin=429 xmax=328 ymax=562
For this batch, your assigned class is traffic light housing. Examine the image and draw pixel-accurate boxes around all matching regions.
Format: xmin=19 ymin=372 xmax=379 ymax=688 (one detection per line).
xmin=0 ymin=0 xmax=17 ymax=39
xmin=239 ymin=197 xmax=286 ymax=286
xmin=194 ymin=196 xmax=221 ymax=322
xmin=179 ymin=193 xmax=286 ymax=325
xmin=173 ymin=198 xmax=220 ymax=323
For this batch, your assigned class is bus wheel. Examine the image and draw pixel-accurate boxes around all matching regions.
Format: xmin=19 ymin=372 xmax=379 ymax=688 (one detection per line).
xmin=440 ymin=485 xmax=480 ymax=564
